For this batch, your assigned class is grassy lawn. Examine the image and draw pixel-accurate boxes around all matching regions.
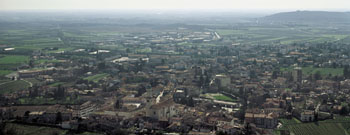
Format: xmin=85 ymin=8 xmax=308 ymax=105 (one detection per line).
xmin=0 ymin=55 xmax=29 ymax=64
xmin=3 ymin=123 xmax=103 ymax=135
xmin=34 ymin=59 xmax=61 ymax=64
xmin=24 ymin=78 xmax=41 ymax=85
xmin=302 ymin=67 xmax=343 ymax=76
xmin=49 ymin=82 xmax=66 ymax=87
xmin=213 ymin=95 xmax=236 ymax=102
xmin=280 ymin=66 xmax=343 ymax=76
xmin=3 ymin=123 xmax=67 ymax=135
xmin=0 ymin=70 xmax=13 ymax=76
xmin=84 ymin=73 xmax=109 ymax=83
xmin=19 ymin=96 xmax=80 ymax=105
xmin=0 ymin=80 xmax=30 ymax=94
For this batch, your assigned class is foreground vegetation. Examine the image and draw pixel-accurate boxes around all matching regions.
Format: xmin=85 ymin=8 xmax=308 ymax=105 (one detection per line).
xmin=276 ymin=116 xmax=350 ymax=135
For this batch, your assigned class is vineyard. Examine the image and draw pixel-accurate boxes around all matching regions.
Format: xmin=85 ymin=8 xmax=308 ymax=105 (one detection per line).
xmin=276 ymin=116 xmax=350 ymax=135
xmin=283 ymin=123 xmax=347 ymax=135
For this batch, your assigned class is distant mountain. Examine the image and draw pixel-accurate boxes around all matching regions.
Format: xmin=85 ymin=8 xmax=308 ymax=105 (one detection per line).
xmin=261 ymin=11 xmax=350 ymax=23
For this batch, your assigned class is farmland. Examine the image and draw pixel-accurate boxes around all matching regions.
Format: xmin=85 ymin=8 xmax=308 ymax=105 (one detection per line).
xmin=216 ymin=26 xmax=350 ymax=45
xmin=281 ymin=123 xmax=347 ymax=135
xmin=18 ymin=96 xmax=81 ymax=105
xmin=276 ymin=116 xmax=350 ymax=135
xmin=0 ymin=80 xmax=31 ymax=94
xmin=3 ymin=123 xmax=103 ymax=135
xmin=84 ymin=73 xmax=109 ymax=83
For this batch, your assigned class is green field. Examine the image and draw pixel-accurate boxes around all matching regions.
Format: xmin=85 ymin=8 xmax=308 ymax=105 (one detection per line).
xmin=0 ymin=70 xmax=13 ymax=76
xmin=18 ymin=96 xmax=80 ymax=105
xmin=276 ymin=116 xmax=350 ymax=135
xmin=216 ymin=26 xmax=349 ymax=45
xmin=280 ymin=66 xmax=343 ymax=76
xmin=213 ymin=95 xmax=236 ymax=102
xmin=0 ymin=80 xmax=30 ymax=94
xmin=279 ymin=118 xmax=301 ymax=125
xmin=0 ymin=55 xmax=30 ymax=70
xmin=279 ymin=122 xmax=348 ymax=135
xmin=34 ymin=59 xmax=61 ymax=64
xmin=0 ymin=55 xmax=29 ymax=64
xmin=3 ymin=123 xmax=103 ymax=135
xmin=49 ymin=82 xmax=66 ymax=87
xmin=3 ymin=123 xmax=67 ymax=135
xmin=84 ymin=73 xmax=109 ymax=83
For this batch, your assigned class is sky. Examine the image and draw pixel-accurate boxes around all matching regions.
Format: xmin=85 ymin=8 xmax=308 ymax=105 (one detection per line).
xmin=0 ymin=0 xmax=349 ymax=11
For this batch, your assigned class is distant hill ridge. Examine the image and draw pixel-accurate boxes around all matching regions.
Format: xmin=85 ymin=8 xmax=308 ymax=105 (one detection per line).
xmin=261 ymin=11 xmax=350 ymax=23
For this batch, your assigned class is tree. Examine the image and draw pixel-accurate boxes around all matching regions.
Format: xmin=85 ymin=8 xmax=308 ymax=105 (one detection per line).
xmin=340 ymin=106 xmax=349 ymax=115
xmin=314 ymin=71 xmax=322 ymax=80
xmin=344 ymin=66 xmax=350 ymax=79
xmin=272 ymin=71 xmax=278 ymax=79
xmin=97 ymin=62 xmax=106 ymax=70
xmin=56 ymin=112 xmax=62 ymax=124
xmin=115 ymin=99 xmax=122 ymax=109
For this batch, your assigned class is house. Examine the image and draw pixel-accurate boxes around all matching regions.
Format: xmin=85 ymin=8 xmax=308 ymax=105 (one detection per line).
xmin=300 ymin=110 xmax=315 ymax=122
xmin=146 ymin=99 xmax=178 ymax=120
xmin=244 ymin=112 xmax=279 ymax=129
xmin=77 ymin=101 xmax=97 ymax=118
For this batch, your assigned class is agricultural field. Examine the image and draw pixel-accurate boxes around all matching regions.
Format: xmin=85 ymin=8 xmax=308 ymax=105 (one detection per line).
xmin=216 ymin=25 xmax=350 ymax=45
xmin=279 ymin=118 xmax=301 ymax=125
xmin=0 ymin=55 xmax=30 ymax=71
xmin=3 ymin=123 xmax=67 ymax=135
xmin=84 ymin=73 xmax=109 ymax=83
xmin=276 ymin=116 xmax=350 ymax=135
xmin=280 ymin=66 xmax=343 ymax=76
xmin=18 ymin=96 xmax=81 ymax=105
xmin=0 ymin=55 xmax=29 ymax=64
xmin=281 ymin=123 xmax=347 ymax=135
xmin=0 ymin=80 xmax=31 ymax=94
xmin=2 ymin=123 xmax=103 ymax=135
xmin=0 ymin=70 xmax=13 ymax=76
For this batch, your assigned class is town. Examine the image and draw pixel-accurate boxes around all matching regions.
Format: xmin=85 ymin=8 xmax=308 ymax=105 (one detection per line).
xmin=0 ymin=10 xmax=350 ymax=135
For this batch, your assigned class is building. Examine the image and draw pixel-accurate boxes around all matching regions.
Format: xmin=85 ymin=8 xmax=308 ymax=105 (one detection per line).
xmin=245 ymin=112 xmax=279 ymax=129
xmin=146 ymin=99 xmax=178 ymax=120
xmin=78 ymin=101 xmax=97 ymax=118
xmin=293 ymin=67 xmax=302 ymax=83
xmin=300 ymin=110 xmax=315 ymax=122
xmin=215 ymin=74 xmax=231 ymax=88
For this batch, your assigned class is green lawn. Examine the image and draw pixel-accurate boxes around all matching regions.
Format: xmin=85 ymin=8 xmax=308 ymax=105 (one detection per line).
xmin=34 ymin=59 xmax=61 ymax=64
xmin=277 ymin=116 xmax=350 ymax=135
xmin=3 ymin=123 xmax=67 ymax=135
xmin=213 ymin=95 xmax=236 ymax=102
xmin=0 ymin=55 xmax=29 ymax=64
xmin=302 ymin=67 xmax=343 ymax=76
xmin=49 ymin=82 xmax=66 ymax=87
xmin=84 ymin=73 xmax=109 ymax=83
xmin=0 ymin=70 xmax=13 ymax=76
xmin=18 ymin=96 xmax=80 ymax=105
xmin=280 ymin=66 xmax=343 ymax=76
xmin=281 ymin=123 xmax=347 ymax=135
xmin=3 ymin=123 xmax=103 ymax=135
xmin=0 ymin=80 xmax=30 ymax=94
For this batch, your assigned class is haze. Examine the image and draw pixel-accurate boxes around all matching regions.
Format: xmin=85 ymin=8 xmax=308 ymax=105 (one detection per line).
xmin=1 ymin=0 xmax=350 ymax=11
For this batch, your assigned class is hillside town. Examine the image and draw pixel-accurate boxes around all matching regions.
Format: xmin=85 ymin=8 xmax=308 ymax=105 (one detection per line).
xmin=1 ymin=27 xmax=350 ymax=135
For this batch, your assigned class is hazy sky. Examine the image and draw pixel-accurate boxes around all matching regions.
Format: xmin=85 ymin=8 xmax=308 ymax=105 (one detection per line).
xmin=1 ymin=0 xmax=349 ymax=11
